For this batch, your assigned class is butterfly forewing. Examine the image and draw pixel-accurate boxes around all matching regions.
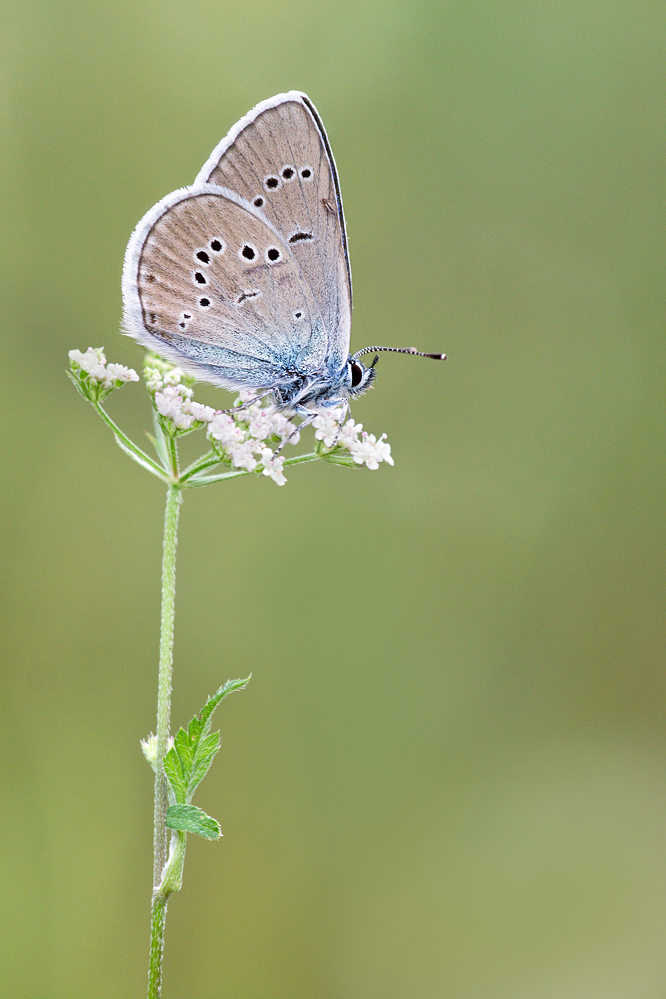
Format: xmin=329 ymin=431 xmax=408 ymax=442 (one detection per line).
xmin=197 ymin=93 xmax=352 ymax=374
xmin=132 ymin=188 xmax=331 ymax=388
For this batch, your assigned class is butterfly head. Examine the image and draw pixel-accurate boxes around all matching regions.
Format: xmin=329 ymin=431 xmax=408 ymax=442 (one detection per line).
xmin=346 ymin=345 xmax=447 ymax=401
xmin=345 ymin=356 xmax=378 ymax=398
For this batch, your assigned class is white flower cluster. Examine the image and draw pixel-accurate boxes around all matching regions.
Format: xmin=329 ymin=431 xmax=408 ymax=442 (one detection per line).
xmin=206 ymin=401 xmax=298 ymax=485
xmin=313 ymin=410 xmax=394 ymax=470
xmin=144 ymin=362 xmax=215 ymax=431
xmin=144 ymin=362 xmax=188 ymax=394
xmin=155 ymin=385 xmax=216 ymax=431
xmin=145 ymin=368 xmax=393 ymax=483
xmin=143 ymin=366 xmax=296 ymax=484
xmin=69 ymin=349 xmax=395 ymax=486
xmin=69 ymin=347 xmax=139 ymax=390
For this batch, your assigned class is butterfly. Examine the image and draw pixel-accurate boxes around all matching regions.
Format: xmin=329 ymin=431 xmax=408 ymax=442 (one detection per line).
xmin=122 ymin=92 xmax=445 ymax=429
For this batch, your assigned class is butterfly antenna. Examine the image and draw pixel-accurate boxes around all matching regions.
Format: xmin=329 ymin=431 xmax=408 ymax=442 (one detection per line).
xmin=351 ymin=345 xmax=447 ymax=362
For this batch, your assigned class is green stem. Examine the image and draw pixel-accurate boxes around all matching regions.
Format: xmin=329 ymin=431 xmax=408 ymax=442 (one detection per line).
xmin=180 ymin=448 xmax=322 ymax=484
xmin=179 ymin=450 xmax=227 ymax=482
xmin=93 ymin=402 xmax=167 ymax=478
xmin=147 ymin=480 xmax=183 ymax=998
xmin=184 ymin=468 xmax=251 ymax=486
xmin=282 ymin=450 xmax=324 ymax=467
xmin=154 ymin=482 xmax=182 ymax=880
xmin=166 ymin=436 xmax=179 ymax=479
xmin=184 ymin=450 xmax=324 ymax=487
xmin=148 ymin=832 xmax=186 ymax=999
xmin=147 ymin=897 xmax=167 ymax=999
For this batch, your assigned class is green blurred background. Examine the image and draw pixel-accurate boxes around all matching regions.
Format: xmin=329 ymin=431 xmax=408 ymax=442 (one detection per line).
xmin=2 ymin=1 xmax=665 ymax=996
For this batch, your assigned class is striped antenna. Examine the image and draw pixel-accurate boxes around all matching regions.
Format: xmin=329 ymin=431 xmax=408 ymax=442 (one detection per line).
xmin=351 ymin=345 xmax=447 ymax=362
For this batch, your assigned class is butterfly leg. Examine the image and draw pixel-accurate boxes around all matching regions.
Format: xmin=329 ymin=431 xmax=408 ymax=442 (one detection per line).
xmin=271 ymin=408 xmax=318 ymax=458
xmin=331 ymin=400 xmax=349 ymax=445
xmin=216 ymin=391 xmax=272 ymax=416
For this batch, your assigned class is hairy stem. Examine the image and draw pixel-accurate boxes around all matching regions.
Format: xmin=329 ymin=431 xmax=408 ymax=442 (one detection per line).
xmin=147 ymin=897 xmax=167 ymax=999
xmin=148 ymin=831 xmax=187 ymax=999
xmin=154 ymin=483 xmax=182 ymax=880
xmin=147 ymin=481 xmax=182 ymax=998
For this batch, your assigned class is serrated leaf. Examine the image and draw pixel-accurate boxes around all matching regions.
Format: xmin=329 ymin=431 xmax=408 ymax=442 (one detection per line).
xmin=198 ymin=676 xmax=251 ymax=736
xmin=187 ymin=732 xmax=221 ymax=798
xmin=187 ymin=716 xmax=203 ymax=742
xmin=163 ymin=749 xmax=188 ymax=803
xmin=195 ymin=730 xmax=221 ymax=761
xmin=163 ymin=745 xmax=185 ymax=782
xmin=166 ymin=804 xmax=221 ymax=840
xmin=161 ymin=678 xmax=250 ymax=808
xmin=173 ymin=728 xmax=195 ymax=777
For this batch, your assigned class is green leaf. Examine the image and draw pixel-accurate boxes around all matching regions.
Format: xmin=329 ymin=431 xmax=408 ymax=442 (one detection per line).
xmin=187 ymin=715 xmax=203 ymax=742
xmin=195 ymin=730 xmax=221 ymax=761
xmin=198 ymin=676 xmax=251 ymax=736
xmin=173 ymin=727 xmax=195 ymax=778
xmin=187 ymin=732 xmax=221 ymax=797
xmin=165 ymin=804 xmax=221 ymax=840
xmin=163 ymin=748 xmax=188 ymax=804
xmin=162 ymin=677 xmax=250 ymax=807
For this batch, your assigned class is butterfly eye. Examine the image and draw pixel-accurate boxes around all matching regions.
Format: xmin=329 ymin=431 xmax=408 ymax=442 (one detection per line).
xmin=193 ymin=271 xmax=208 ymax=285
xmin=281 ymin=165 xmax=295 ymax=181
xmin=239 ymin=243 xmax=257 ymax=262
xmin=209 ymin=238 xmax=225 ymax=253
xmin=350 ymin=362 xmax=364 ymax=388
xmin=300 ymin=166 xmax=313 ymax=180
xmin=253 ymin=196 xmax=264 ymax=208
xmin=265 ymin=247 xmax=282 ymax=264
xmin=198 ymin=297 xmax=211 ymax=309
xmin=264 ymin=175 xmax=281 ymax=191
xmin=194 ymin=249 xmax=210 ymax=264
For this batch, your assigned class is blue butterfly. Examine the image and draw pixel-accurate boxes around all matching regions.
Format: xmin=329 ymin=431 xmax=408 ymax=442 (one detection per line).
xmin=122 ymin=92 xmax=445 ymax=427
